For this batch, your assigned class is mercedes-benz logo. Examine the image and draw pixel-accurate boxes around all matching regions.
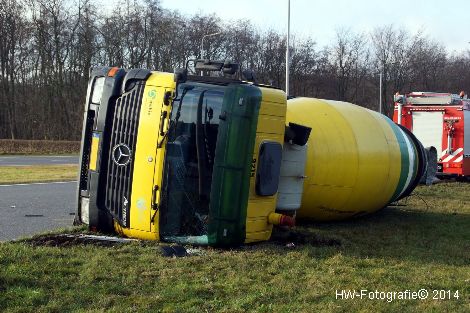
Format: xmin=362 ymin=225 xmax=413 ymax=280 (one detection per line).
xmin=112 ymin=143 xmax=132 ymax=166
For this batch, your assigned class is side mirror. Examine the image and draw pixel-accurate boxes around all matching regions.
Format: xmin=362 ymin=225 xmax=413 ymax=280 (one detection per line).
xmin=222 ymin=61 xmax=238 ymax=75
xmin=242 ymin=69 xmax=256 ymax=83
xmin=394 ymin=94 xmax=404 ymax=104
xmin=174 ymin=68 xmax=187 ymax=83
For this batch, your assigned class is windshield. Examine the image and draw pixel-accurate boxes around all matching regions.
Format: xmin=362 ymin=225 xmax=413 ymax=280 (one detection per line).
xmin=159 ymin=83 xmax=225 ymax=242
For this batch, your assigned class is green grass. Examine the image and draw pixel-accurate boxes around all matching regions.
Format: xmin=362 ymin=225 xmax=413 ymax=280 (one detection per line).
xmin=0 ymin=183 xmax=469 ymax=312
xmin=0 ymin=165 xmax=78 ymax=184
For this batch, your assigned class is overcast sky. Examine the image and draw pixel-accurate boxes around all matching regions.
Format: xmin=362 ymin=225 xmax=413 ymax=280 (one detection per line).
xmin=154 ymin=0 xmax=470 ymax=54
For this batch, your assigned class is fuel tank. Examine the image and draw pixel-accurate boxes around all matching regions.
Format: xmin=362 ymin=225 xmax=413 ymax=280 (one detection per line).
xmin=286 ymin=97 xmax=426 ymax=221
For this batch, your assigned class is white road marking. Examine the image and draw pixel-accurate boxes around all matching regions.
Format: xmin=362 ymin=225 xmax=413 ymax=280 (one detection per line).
xmin=0 ymin=181 xmax=77 ymax=187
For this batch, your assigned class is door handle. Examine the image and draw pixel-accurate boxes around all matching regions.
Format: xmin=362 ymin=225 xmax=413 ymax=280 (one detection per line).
xmin=151 ymin=185 xmax=159 ymax=210
xmin=159 ymin=111 xmax=168 ymax=136
xmin=151 ymin=185 xmax=159 ymax=224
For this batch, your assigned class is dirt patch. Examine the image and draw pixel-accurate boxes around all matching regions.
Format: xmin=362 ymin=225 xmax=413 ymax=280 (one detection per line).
xmin=24 ymin=234 xmax=135 ymax=247
xmin=23 ymin=231 xmax=341 ymax=250
xmin=270 ymin=228 xmax=342 ymax=247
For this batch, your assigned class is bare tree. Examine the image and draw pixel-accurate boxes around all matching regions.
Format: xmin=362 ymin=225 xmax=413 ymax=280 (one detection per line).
xmin=330 ymin=28 xmax=370 ymax=102
xmin=1 ymin=1 xmax=470 ymax=140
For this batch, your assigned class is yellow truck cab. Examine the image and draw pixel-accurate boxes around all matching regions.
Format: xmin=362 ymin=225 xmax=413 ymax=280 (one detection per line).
xmin=76 ymin=60 xmax=297 ymax=246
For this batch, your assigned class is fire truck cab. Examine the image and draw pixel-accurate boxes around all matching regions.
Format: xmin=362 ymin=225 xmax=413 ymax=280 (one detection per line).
xmin=393 ymin=91 xmax=470 ymax=177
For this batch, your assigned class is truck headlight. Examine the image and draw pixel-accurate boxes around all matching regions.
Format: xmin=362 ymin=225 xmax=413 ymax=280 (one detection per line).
xmin=80 ymin=197 xmax=90 ymax=224
xmin=91 ymin=77 xmax=105 ymax=104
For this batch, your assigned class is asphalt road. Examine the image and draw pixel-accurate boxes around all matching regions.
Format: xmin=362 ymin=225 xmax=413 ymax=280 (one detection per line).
xmin=0 ymin=155 xmax=79 ymax=166
xmin=0 ymin=181 xmax=77 ymax=241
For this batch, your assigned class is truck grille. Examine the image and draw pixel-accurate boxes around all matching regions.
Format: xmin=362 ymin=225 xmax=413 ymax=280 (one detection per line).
xmin=105 ymin=84 xmax=145 ymax=227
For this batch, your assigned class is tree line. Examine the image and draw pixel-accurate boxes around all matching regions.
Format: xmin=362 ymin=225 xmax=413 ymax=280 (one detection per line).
xmin=1 ymin=0 xmax=470 ymax=140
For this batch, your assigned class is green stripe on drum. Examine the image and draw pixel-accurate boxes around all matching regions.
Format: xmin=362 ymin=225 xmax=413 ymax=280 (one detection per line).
xmin=410 ymin=140 xmax=419 ymax=185
xmin=384 ymin=118 xmax=411 ymax=202
xmin=397 ymin=127 xmax=416 ymax=198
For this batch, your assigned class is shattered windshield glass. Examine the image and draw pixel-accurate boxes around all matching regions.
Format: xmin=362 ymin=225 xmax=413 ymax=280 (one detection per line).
xmin=159 ymin=83 xmax=225 ymax=242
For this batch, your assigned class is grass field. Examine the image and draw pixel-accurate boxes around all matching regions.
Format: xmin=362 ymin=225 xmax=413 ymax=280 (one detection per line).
xmin=0 ymin=140 xmax=79 ymax=155
xmin=0 ymin=183 xmax=469 ymax=312
xmin=0 ymin=165 xmax=78 ymax=184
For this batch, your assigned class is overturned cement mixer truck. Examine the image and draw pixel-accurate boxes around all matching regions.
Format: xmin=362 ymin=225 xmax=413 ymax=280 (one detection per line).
xmin=75 ymin=59 xmax=436 ymax=246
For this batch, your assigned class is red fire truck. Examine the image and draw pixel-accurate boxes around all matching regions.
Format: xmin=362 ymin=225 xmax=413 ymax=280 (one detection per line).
xmin=393 ymin=91 xmax=470 ymax=177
